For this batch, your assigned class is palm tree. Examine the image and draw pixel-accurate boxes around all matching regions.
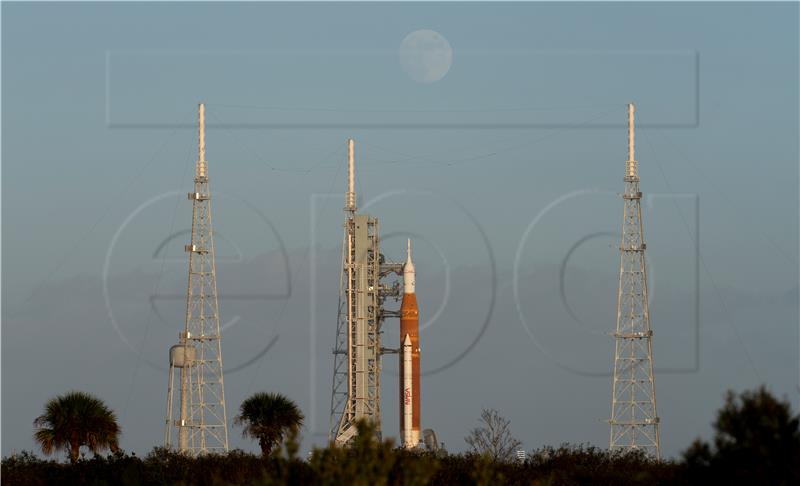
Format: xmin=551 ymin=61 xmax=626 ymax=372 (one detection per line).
xmin=33 ymin=390 xmax=121 ymax=463
xmin=234 ymin=392 xmax=304 ymax=457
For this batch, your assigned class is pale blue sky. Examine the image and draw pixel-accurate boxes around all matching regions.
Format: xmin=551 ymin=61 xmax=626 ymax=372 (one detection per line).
xmin=2 ymin=2 xmax=798 ymax=458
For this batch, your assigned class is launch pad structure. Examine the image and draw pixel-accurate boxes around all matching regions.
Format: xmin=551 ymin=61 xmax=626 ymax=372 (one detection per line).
xmin=329 ymin=139 xmax=403 ymax=445
xmin=149 ymin=102 xmax=660 ymax=456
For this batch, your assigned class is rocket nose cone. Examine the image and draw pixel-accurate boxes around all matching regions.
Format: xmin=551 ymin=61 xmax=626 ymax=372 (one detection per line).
xmin=404 ymin=239 xmax=416 ymax=294
xmin=405 ymin=239 xmax=415 ymax=269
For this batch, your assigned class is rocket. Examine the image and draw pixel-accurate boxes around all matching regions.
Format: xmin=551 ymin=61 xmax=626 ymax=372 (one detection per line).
xmin=400 ymin=239 xmax=421 ymax=448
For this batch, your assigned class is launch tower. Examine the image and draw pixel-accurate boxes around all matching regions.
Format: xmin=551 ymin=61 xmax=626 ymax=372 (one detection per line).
xmin=329 ymin=139 xmax=402 ymax=445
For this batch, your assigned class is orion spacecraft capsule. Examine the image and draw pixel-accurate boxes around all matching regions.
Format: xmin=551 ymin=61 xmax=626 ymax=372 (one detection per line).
xmin=400 ymin=239 xmax=421 ymax=448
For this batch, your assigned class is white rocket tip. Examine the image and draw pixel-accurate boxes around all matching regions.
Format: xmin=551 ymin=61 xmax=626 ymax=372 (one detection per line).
xmin=403 ymin=334 xmax=412 ymax=345
xmin=404 ymin=239 xmax=416 ymax=294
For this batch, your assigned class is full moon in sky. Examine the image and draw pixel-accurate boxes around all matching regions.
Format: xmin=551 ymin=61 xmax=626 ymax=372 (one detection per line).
xmin=399 ymin=29 xmax=453 ymax=84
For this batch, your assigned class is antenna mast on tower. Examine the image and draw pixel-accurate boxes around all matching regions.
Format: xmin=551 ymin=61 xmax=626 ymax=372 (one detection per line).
xmin=165 ymin=103 xmax=230 ymax=455
xmin=609 ymin=103 xmax=661 ymax=458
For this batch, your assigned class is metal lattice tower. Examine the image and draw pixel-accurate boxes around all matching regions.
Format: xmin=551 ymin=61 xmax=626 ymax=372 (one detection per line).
xmin=609 ymin=103 xmax=661 ymax=458
xmin=329 ymin=139 xmax=401 ymax=445
xmin=164 ymin=103 xmax=230 ymax=455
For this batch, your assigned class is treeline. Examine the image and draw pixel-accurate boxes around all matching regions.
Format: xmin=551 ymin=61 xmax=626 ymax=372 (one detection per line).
xmin=3 ymin=386 xmax=799 ymax=485
xmin=1 ymin=443 xmax=682 ymax=486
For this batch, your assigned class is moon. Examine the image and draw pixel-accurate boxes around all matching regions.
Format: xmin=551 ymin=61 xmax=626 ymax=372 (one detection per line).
xmin=399 ymin=29 xmax=453 ymax=84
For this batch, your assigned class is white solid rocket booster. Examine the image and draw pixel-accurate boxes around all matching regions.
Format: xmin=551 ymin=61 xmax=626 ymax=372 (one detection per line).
xmin=402 ymin=333 xmax=413 ymax=449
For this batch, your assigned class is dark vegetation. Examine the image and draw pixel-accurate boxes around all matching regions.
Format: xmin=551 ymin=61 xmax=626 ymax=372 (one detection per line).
xmin=0 ymin=436 xmax=682 ymax=486
xmin=682 ymin=386 xmax=800 ymax=485
xmin=233 ymin=392 xmax=305 ymax=457
xmin=3 ymin=386 xmax=798 ymax=485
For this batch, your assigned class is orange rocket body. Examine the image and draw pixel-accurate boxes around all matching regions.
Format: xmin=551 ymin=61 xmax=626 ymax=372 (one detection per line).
xmin=400 ymin=240 xmax=420 ymax=447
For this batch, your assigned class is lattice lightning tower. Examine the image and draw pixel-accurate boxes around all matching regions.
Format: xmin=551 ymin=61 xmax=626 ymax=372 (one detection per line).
xmin=609 ymin=103 xmax=661 ymax=458
xmin=164 ymin=103 xmax=230 ymax=455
